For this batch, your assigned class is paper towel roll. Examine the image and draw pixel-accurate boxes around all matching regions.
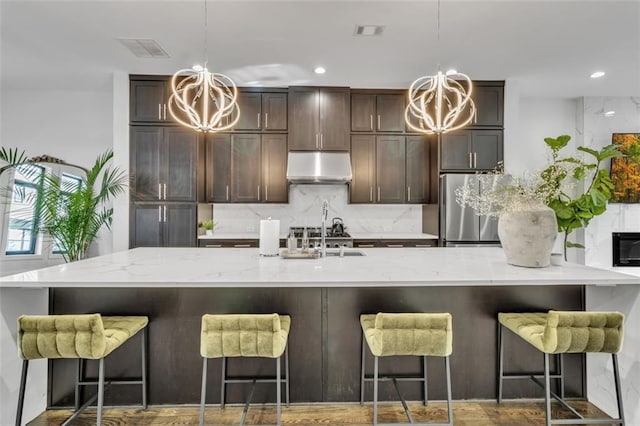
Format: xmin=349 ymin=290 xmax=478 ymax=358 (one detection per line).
xmin=259 ymin=219 xmax=280 ymax=256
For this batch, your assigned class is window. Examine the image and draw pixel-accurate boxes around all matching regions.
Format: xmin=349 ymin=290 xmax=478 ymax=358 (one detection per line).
xmin=5 ymin=165 xmax=44 ymax=255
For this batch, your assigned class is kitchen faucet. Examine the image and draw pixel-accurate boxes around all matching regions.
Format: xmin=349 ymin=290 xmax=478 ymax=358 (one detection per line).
xmin=321 ymin=199 xmax=328 ymax=257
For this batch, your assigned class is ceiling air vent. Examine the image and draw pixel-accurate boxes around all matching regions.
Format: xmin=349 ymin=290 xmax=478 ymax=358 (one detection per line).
xmin=354 ymin=25 xmax=385 ymax=36
xmin=118 ymin=38 xmax=169 ymax=58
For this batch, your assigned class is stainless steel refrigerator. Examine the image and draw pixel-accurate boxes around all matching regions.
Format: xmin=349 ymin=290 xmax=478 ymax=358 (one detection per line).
xmin=439 ymin=174 xmax=500 ymax=247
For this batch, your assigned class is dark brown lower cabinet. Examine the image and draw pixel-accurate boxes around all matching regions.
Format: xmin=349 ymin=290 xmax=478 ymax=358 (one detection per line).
xmin=353 ymin=239 xmax=437 ymax=248
xmin=131 ymin=203 xmax=196 ymax=248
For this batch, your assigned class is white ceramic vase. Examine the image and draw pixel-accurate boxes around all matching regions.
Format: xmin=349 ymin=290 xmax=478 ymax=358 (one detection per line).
xmin=498 ymin=206 xmax=558 ymax=268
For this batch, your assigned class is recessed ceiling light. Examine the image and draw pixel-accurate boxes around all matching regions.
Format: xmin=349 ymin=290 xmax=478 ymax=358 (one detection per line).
xmin=354 ymin=25 xmax=385 ymax=36
xmin=590 ymin=71 xmax=606 ymax=79
xmin=604 ymin=111 xmax=616 ymax=117
xmin=314 ymin=66 xmax=326 ymax=75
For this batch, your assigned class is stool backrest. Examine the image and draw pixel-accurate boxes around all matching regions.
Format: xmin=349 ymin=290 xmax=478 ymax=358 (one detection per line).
xmin=373 ymin=313 xmax=452 ymax=357
xmin=201 ymin=313 xmax=286 ymax=358
xmin=544 ymin=310 xmax=624 ymax=354
xmin=18 ymin=314 xmax=106 ymax=360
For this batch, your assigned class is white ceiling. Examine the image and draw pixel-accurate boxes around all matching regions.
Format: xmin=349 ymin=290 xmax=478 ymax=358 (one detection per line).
xmin=1 ymin=0 xmax=639 ymax=97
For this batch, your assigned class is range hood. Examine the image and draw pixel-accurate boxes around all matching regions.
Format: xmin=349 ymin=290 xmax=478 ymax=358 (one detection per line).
xmin=286 ymin=152 xmax=352 ymax=184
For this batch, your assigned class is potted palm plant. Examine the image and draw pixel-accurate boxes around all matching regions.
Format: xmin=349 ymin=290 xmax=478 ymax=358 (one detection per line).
xmin=0 ymin=148 xmax=126 ymax=262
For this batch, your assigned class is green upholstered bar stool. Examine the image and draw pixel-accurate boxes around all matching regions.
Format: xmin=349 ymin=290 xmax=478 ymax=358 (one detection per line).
xmin=360 ymin=313 xmax=453 ymax=426
xmin=498 ymin=310 xmax=625 ymax=426
xmin=199 ymin=313 xmax=291 ymax=426
xmin=16 ymin=313 xmax=148 ymax=426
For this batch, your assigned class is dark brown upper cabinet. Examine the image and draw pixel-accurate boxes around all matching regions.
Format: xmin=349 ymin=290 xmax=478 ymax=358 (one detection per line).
xmin=234 ymin=92 xmax=287 ymax=131
xmin=130 ymin=79 xmax=171 ymax=123
xmin=352 ymin=93 xmax=405 ymax=132
xmin=205 ymin=133 xmax=288 ymax=203
xmin=472 ymin=83 xmax=504 ymax=127
xmin=130 ymin=126 xmax=199 ymax=202
xmin=405 ymin=136 xmax=431 ymax=204
xmin=440 ymin=129 xmax=503 ymax=172
xmin=350 ymin=135 xmax=407 ymax=204
xmin=289 ymin=87 xmax=349 ymax=151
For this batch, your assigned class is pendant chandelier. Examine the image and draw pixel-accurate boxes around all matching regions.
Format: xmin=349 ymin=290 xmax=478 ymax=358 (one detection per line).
xmin=405 ymin=0 xmax=476 ymax=134
xmin=168 ymin=0 xmax=239 ymax=133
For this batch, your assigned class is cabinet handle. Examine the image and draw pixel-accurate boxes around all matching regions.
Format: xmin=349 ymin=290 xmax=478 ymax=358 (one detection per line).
xmin=163 ymin=205 xmax=167 ymax=222
xmin=158 ymin=183 xmax=162 ymax=200
xmin=387 ymin=244 xmax=404 ymax=248
xmin=469 ymin=152 xmax=473 ymax=168
xmin=163 ymin=183 xmax=167 ymax=200
xmin=265 ymin=113 xmax=269 ymax=129
xmin=473 ymin=152 xmax=477 ymax=168
xmin=320 ymin=133 xmax=323 ymax=149
xmin=408 ymin=186 xmax=411 ymax=201
xmin=205 ymin=244 xmax=222 ymax=248
xmin=257 ymin=113 xmax=261 ymax=128
xmin=258 ymin=185 xmax=261 ymax=201
xmin=416 ymin=244 xmax=432 ymax=247
xmin=369 ymin=187 xmax=373 ymax=202
xmin=378 ymin=186 xmax=381 ymax=202
xmin=358 ymin=244 xmax=375 ymax=248
xmin=377 ymin=115 xmax=381 ymax=130
xmin=234 ymin=244 xmax=251 ymax=248
xmin=265 ymin=185 xmax=268 ymax=201
xmin=226 ymin=185 xmax=229 ymax=201
xmin=316 ymin=134 xmax=319 ymax=149
xmin=370 ymin=115 xmax=373 ymax=130
xmin=163 ymin=104 xmax=167 ymax=120
xmin=158 ymin=206 xmax=162 ymax=222
xmin=158 ymin=104 xmax=162 ymax=120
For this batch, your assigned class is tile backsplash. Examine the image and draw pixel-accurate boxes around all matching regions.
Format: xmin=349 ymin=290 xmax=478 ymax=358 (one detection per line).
xmin=209 ymin=185 xmax=424 ymax=234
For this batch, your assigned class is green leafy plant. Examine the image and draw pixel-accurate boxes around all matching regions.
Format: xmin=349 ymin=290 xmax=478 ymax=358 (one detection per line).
xmin=200 ymin=220 xmax=214 ymax=231
xmin=1 ymin=148 xmax=126 ymax=262
xmin=540 ymin=135 xmax=624 ymax=260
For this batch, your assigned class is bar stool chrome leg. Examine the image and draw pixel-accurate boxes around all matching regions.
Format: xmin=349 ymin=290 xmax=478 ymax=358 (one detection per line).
xmin=360 ymin=333 xmax=366 ymax=405
xmin=15 ymin=360 xmax=28 ymax=426
xmin=220 ymin=357 xmax=227 ymax=409
xmin=423 ymin=356 xmax=428 ymax=405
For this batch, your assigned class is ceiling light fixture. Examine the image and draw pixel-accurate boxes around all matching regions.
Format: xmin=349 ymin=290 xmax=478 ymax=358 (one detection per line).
xmin=590 ymin=71 xmax=606 ymax=79
xmin=405 ymin=0 xmax=476 ymax=134
xmin=604 ymin=110 xmax=616 ymax=117
xmin=314 ymin=66 xmax=326 ymax=75
xmin=168 ymin=0 xmax=239 ymax=132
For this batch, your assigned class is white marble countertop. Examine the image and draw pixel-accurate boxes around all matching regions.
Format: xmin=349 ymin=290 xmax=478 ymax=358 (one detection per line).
xmin=198 ymin=232 xmax=438 ymax=240
xmin=2 ymin=247 xmax=639 ymax=288
xmin=349 ymin=232 xmax=438 ymax=240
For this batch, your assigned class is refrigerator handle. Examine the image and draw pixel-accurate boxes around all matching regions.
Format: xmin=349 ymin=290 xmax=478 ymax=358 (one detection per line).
xmin=439 ymin=174 xmax=446 ymax=247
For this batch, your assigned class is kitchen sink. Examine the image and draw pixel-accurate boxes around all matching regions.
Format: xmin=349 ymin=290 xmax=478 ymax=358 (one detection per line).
xmin=325 ymin=250 xmax=366 ymax=257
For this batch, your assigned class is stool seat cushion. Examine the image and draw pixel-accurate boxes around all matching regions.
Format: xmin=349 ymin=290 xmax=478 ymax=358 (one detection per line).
xmin=18 ymin=314 xmax=148 ymax=360
xmin=360 ymin=313 xmax=452 ymax=357
xmin=201 ymin=313 xmax=290 ymax=359
xmin=498 ymin=311 xmax=624 ymax=354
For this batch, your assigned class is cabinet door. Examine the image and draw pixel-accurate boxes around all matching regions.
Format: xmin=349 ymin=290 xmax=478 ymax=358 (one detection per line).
xmin=472 ymin=130 xmax=503 ymax=170
xmin=441 ymin=131 xmax=473 ymax=171
xmin=262 ymin=134 xmax=288 ymax=203
xmin=376 ymin=136 xmax=406 ymax=203
xmin=164 ymin=128 xmax=199 ymax=201
xmin=319 ymin=88 xmax=350 ymax=151
xmin=231 ymin=134 xmax=261 ymax=202
xmin=351 ymin=94 xmax=375 ymax=132
xmin=235 ymin=92 xmax=262 ymax=130
xmin=164 ymin=204 xmax=197 ymax=247
xmin=406 ymin=136 xmax=430 ymax=203
xmin=288 ymin=87 xmax=319 ymax=150
xmin=206 ymin=134 xmax=231 ymax=202
xmin=350 ymin=135 xmax=376 ymax=203
xmin=130 ymin=127 xmax=163 ymax=201
xmin=473 ymin=85 xmax=504 ymax=126
xmin=262 ymin=93 xmax=287 ymax=130
xmin=131 ymin=204 xmax=163 ymax=247
xmin=376 ymin=94 xmax=405 ymax=132
xmin=130 ymin=80 xmax=167 ymax=122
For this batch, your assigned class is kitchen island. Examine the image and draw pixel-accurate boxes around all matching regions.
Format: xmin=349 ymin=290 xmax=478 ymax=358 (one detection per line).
xmin=2 ymin=247 xmax=639 ymax=424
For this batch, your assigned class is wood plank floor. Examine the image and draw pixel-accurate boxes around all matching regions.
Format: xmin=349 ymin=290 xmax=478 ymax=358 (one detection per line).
xmin=29 ymin=401 xmax=615 ymax=425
